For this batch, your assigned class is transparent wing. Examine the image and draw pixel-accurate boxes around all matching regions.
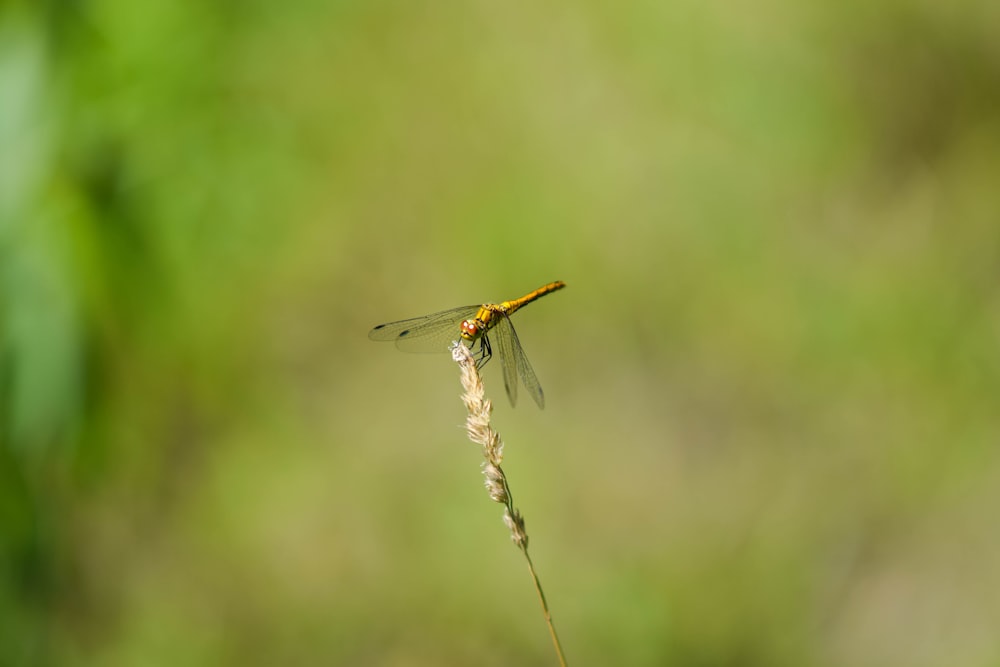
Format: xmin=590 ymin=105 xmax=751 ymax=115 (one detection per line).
xmin=512 ymin=326 xmax=545 ymax=409
xmin=368 ymin=305 xmax=479 ymax=353
xmin=492 ymin=314 xmax=545 ymax=409
xmin=491 ymin=315 xmax=520 ymax=408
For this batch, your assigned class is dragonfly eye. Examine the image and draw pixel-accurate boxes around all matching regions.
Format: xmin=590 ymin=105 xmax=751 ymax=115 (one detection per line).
xmin=460 ymin=319 xmax=479 ymax=340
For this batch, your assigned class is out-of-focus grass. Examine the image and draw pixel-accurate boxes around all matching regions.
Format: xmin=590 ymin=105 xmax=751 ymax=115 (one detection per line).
xmin=2 ymin=0 xmax=1000 ymax=665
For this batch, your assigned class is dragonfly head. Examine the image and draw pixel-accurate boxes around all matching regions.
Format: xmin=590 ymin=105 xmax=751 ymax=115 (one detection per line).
xmin=460 ymin=318 xmax=482 ymax=341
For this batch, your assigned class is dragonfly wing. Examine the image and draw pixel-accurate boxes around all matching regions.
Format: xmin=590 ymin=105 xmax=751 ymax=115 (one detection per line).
xmin=491 ymin=315 xmax=520 ymax=407
xmin=368 ymin=305 xmax=479 ymax=353
xmin=492 ymin=314 xmax=546 ymax=408
xmin=507 ymin=317 xmax=545 ymax=409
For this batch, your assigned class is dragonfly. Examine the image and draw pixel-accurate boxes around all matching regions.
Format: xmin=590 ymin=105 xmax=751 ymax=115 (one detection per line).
xmin=369 ymin=281 xmax=566 ymax=408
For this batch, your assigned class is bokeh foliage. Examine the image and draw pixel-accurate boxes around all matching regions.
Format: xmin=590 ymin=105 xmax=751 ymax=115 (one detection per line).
xmin=2 ymin=0 xmax=1000 ymax=665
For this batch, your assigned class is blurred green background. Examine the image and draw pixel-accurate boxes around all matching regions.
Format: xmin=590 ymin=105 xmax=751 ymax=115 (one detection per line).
xmin=3 ymin=0 xmax=1000 ymax=665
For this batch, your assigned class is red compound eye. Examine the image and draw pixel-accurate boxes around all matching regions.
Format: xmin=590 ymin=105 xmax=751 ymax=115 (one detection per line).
xmin=460 ymin=320 xmax=478 ymax=338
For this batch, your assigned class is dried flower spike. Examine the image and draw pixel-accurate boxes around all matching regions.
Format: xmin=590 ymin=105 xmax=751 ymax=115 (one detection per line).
xmin=451 ymin=341 xmax=567 ymax=667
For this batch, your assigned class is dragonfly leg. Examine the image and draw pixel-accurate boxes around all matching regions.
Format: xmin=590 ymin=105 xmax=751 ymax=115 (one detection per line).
xmin=474 ymin=335 xmax=493 ymax=369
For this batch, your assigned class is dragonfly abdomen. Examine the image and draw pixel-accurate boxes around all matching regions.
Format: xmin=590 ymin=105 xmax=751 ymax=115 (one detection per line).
xmin=504 ymin=280 xmax=566 ymax=314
